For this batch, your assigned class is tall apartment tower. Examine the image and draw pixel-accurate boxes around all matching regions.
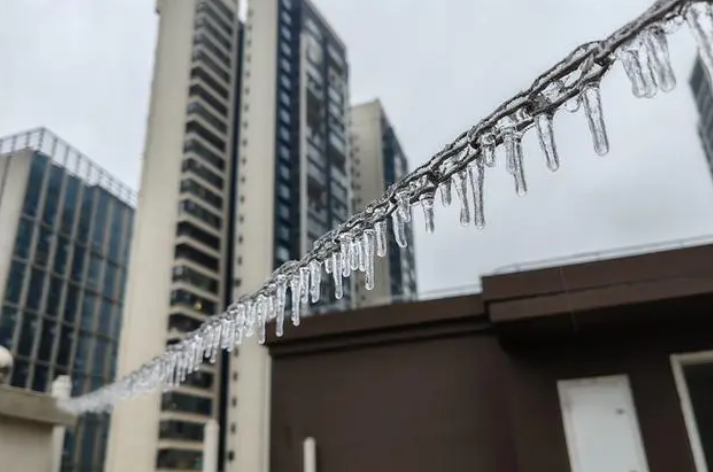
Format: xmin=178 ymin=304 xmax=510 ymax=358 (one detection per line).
xmin=350 ymin=99 xmax=418 ymax=307
xmin=0 ymin=128 xmax=134 ymax=472
xmin=106 ymin=0 xmax=241 ymax=471
xmin=691 ymin=57 xmax=713 ymax=171
xmin=230 ymin=0 xmax=351 ymax=471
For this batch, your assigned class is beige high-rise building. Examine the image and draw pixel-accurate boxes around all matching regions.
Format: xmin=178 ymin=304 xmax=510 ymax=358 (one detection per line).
xmin=350 ymin=99 xmax=418 ymax=308
xmin=106 ymin=0 xmax=241 ymax=470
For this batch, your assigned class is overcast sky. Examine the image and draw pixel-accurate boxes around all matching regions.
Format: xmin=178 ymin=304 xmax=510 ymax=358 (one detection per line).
xmin=1 ymin=0 xmax=712 ymax=296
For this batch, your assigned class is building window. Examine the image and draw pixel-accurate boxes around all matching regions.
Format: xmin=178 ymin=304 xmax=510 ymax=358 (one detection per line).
xmin=159 ymin=421 xmax=205 ymax=442
xmin=23 ymin=154 xmax=47 ymax=218
xmin=276 ymin=245 xmax=290 ymax=263
xmin=170 ymin=289 xmax=216 ymax=314
xmin=673 ymin=353 xmax=713 ymax=472
xmin=161 ymin=392 xmax=212 ymax=416
xmin=156 ymin=449 xmax=203 ymax=471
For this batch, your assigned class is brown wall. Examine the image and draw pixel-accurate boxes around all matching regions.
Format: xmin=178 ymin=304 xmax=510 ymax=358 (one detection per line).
xmin=267 ymin=244 xmax=713 ymax=472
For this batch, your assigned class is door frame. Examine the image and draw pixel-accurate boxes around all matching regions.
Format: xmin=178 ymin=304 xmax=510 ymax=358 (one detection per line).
xmin=671 ymin=351 xmax=713 ymax=472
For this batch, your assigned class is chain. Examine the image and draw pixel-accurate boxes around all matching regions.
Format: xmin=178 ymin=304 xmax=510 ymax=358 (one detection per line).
xmin=63 ymin=0 xmax=709 ymax=412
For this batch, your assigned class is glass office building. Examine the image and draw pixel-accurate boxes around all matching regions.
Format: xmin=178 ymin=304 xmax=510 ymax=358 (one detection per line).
xmin=691 ymin=57 xmax=713 ymax=170
xmin=0 ymin=128 xmax=134 ymax=472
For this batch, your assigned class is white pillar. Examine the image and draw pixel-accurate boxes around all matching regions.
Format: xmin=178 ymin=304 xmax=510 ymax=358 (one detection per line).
xmin=303 ymin=437 xmax=316 ymax=472
xmin=203 ymin=419 xmax=220 ymax=472
xmin=51 ymin=376 xmax=72 ymax=472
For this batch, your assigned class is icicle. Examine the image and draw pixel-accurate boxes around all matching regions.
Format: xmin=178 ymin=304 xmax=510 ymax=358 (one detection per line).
xmin=332 ymin=252 xmax=344 ymax=299
xmin=453 ymin=171 xmax=470 ymax=226
xmin=467 ymin=159 xmax=486 ymax=229
xmin=440 ymin=180 xmax=452 ymax=206
xmin=502 ymin=127 xmax=527 ymax=197
xmin=536 ymin=113 xmax=559 ymax=172
xmin=419 ymin=191 xmax=435 ymax=233
xmin=340 ymin=235 xmax=352 ymax=278
xmin=480 ymin=133 xmax=497 ymax=167
xmin=618 ymin=48 xmax=647 ymax=98
xmin=686 ymin=2 xmax=713 ymax=86
xmin=638 ymin=41 xmax=659 ymax=98
xmin=357 ymin=235 xmax=367 ymax=272
xmin=209 ymin=322 xmax=221 ymax=363
xmin=275 ymin=276 xmax=287 ymax=337
xmin=299 ymin=266 xmax=310 ymax=305
xmin=564 ymin=95 xmax=580 ymax=113
xmin=245 ymin=301 xmax=257 ymax=339
xmin=265 ymin=294 xmax=276 ymax=320
xmin=391 ymin=211 xmax=408 ymax=247
xmin=582 ymin=82 xmax=609 ymax=156
xmin=644 ymin=27 xmax=676 ymax=92
xmin=374 ymin=220 xmax=387 ymax=257
xmin=256 ymin=295 xmax=267 ymax=344
xmin=220 ymin=317 xmax=231 ymax=350
xmin=362 ymin=229 xmax=376 ymax=290
xmin=235 ymin=303 xmax=246 ymax=345
xmin=309 ymin=260 xmax=322 ymax=303
xmin=395 ymin=189 xmax=412 ymax=223
xmin=290 ymin=274 xmax=301 ymax=326
xmin=349 ymin=238 xmax=360 ymax=271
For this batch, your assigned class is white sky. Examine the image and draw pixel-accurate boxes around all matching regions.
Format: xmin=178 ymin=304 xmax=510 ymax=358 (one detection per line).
xmin=1 ymin=0 xmax=712 ymax=295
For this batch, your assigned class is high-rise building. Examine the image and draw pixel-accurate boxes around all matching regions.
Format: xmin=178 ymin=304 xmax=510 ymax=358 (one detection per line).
xmin=350 ymin=99 xmax=418 ymax=306
xmin=0 ymin=128 xmax=135 ymax=472
xmin=105 ymin=0 xmax=242 ymax=470
xmin=230 ymin=0 xmax=351 ymax=470
xmin=690 ymin=58 xmax=713 ymax=170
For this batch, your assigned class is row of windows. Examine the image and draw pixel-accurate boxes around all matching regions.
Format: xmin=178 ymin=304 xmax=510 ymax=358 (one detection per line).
xmin=195 ymin=18 xmax=232 ymax=52
xmin=180 ymin=200 xmax=222 ymax=230
xmin=170 ymin=288 xmax=217 ymax=314
xmin=172 ymin=264 xmax=219 ymax=294
xmin=185 ymin=121 xmax=226 ymax=153
xmin=196 ymin=0 xmax=233 ymax=37
xmin=168 ymin=313 xmax=203 ymax=334
xmin=187 ymin=101 xmax=228 ymax=135
xmin=156 ymin=449 xmax=203 ymax=471
xmin=184 ymin=138 xmax=225 ymax=171
xmin=182 ymin=158 xmax=224 ymax=190
xmin=189 ymin=83 xmax=229 ymax=116
xmin=159 ymin=420 xmax=205 ymax=442
xmin=180 ymin=178 xmax=223 ymax=211
xmin=190 ymin=67 xmax=228 ymax=101
xmin=23 ymin=157 xmax=131 ymax=265
xmin=176 ymin=222 xmax=221 ymax=252
xmin=161 ymin=392 xmax=213 ymax=416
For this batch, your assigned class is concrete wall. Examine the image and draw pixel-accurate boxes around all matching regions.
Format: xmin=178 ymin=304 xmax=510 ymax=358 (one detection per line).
xmin=0 ymin=152 xmax=30 ymax=306
xmin=105 ymin=1 xmax=197 ymax=470
xmin=350 ymin=101 xmax=392 ymax=307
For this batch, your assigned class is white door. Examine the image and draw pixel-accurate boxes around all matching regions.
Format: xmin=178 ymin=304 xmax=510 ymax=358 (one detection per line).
xmin=558 ymin=375 xmax=650 ymax=472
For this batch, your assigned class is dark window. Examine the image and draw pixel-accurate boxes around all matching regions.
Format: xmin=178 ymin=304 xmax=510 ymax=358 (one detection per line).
xmin=108 ymin=204 xmax=125 ymax=264
xmin=98 ymin=300 xmax=112 ymax=337
xmin=189 ymin=84 xmax=228 ymax=116
xmin=184 ymin=370 xmax=214 ymax=390
xmin=35 ymin=227 xmax=52 ymax=267
xmin=25 ymin=268 xmax=45 ymax=311
xmin=190 ymin=67 xmax=229 ymax=100
xmin=111 ymin=304 xmax=122 ymax=339
xmin=77 ymin=187 xmax=95 ymax=245
xmin=61 ymin=176 xmax=80 ymax=234
xmin=182 ymin=158 xmax=224 ymax=190
xmin=184 ymin=139 xmax=225 ymax=171
xmin=193 ymin=32 xmax=231 ymax=67
xmin=180 ymin=179 xmax=223 ymax=210
xmin=71 ymin=247 xmax=86 ymax=282
xmin=74 ymin=331 xmax=91 ymax=373
xmin=6 ymin=260 xmax=26 ymax=304
xmin=53 ymin=235 xmax=69 ymax=275
xmin=32 ymin=363 xmax=49 ymax=392
xmin=11 ymin=357 xmax=29 ymax=388
xmin=63 ymin=285 xmax=79 ymax=323
xmin=159 ymin=420 xmax=205 ymax=442
xmin=81 ymin=294 xmax=97 ymax=330
xmin=156 ymin=449 xmax=203 ymax=471
xmin=195 ymin=17 xmax=231 ymax=51
xmin=42 ymin=165 xmax=64 ymax=226
xmin=91 ymin=191 xmax=110 ymax=253
xmin=197 ymin=0 xmax=234 ymax=36
xmin=172 ymin=265 xmax=219 ymax=293
xmin=37 ymin=318 xmax=56 ymax=362
xmin=17 ymin=311 xmax=39 ymax=356
xmin=185 ymin=121 xmax=226 ymax=152
xmin=170 ymin=289 xmax=216 ymax=314
xmin=92 ymin=338 xmax=108 ymax=375
xmin=103 ymin=263 xmax=118 ymax=299
xmin=176 ymin=222 xmax=221 ymax=251
xmin=161 ymin=392 xmax=212 ymax=416
xmin=23 ymin=154 xmax=47 ymax=217
xmin=14 ymin=217 xmax=34 ymax=260
xmin=0 ymin=305 xmax=18 ymax=347
xmin=56 ymin=324 xmax=73 ymax=367
xmin=187 ymin=102 xmax=228 ymax=135
xmin=86 ymin=253 xmax=102 ymax=290
xmin=179 ymin=200 xmax=222 ymax=230
xmin=168 ymin=313 xmax=203 ymax=333
xmin=46 ymin=276 xmax=63 ymax=318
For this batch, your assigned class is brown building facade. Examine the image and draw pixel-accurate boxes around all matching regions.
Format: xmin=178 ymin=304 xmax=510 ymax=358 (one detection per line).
xmin=266 ymin=243 xmax=713 ymax=472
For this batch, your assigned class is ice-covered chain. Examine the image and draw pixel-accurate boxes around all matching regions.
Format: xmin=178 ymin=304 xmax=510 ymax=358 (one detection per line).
xmin=61 ymin=0 xmax=713 ymax=414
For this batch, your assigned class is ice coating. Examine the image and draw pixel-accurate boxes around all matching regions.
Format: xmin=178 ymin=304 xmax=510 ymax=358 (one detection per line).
xmin=480 ymin=132 xmax=497 ymax=167
xmin=419 ymin=192 xmax=436 ymax=233
xmin=536 ymin=113 xmax=560 ymax=172
xmin=644 ymin=27 xmax=676 ymax=92
xmin=582 ymin=82 xmax=609 ymax=156
xmin=309 ymin=260 xmax=322 ymax=303
xmin=391 ymin=210 xmax=408 ymax=247
xmin=467 ymin=159 xmax=486 ymax=229
xmin=502 ymin=127 xmax=527 ymax=197
xmin=374 ymin=220 xmax=387 ymax=257
xmin=290 ymin=274 xmax=301 ymax=327
xmin=363 ymin=229 xmax=376 ymax=290
xmin=440 ymin=179 xmax=453 ymax=206
xmin=453 ymin=171 xmax=470 ymax=226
